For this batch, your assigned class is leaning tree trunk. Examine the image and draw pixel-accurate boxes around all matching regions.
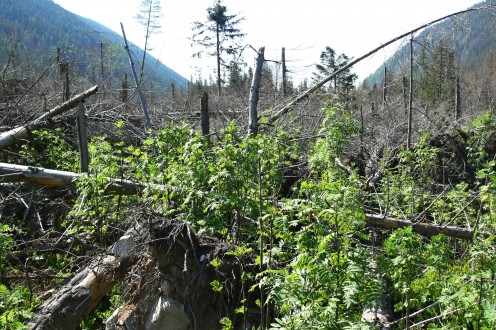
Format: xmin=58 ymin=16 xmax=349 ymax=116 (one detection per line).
xmin=0 ymin=85 xmax=98 ymax=150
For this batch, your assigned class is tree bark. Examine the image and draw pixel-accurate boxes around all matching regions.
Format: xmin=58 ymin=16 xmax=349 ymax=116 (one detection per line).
xmin=216 ymin=23 xmax=222 ymax=96
xmin=0 ymin=162 xmax=165 ymax=195
xmin=27 ymin=230 xmax=139 ymax=330
xmin=200 ymin=91 xmax=210 ymax=136
xmin=407 ymin=35 xmax=414 ymax=149
xmin=76 ymin=101 xmax=89 ymax=173
xmin=248 ymin=47 xmax=265 ymax=136
xmin=0 ymin=85 xmax=98 ymax=150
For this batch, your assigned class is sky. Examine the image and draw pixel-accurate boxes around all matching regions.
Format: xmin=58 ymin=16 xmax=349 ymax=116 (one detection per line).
xmin=51 ymin=0 xmax=483 ymax=84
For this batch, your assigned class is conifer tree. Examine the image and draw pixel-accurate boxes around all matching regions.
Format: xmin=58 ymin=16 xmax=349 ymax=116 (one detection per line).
xmin=191 ymin=0 xmax=245 ymax=96
xmin=313 ymin=46 xmax=357 ymax=98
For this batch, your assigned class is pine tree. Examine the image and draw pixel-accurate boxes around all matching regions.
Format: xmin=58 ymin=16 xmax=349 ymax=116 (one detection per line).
xmin=418 ymin=41 xmax=457 ymax=107
xmin=312 ymin=46 xmax=357 ymax=99
xmin=191 ymin=0 xmax=245 ymax=96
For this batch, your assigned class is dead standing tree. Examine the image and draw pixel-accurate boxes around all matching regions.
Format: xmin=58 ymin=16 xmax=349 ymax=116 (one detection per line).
xmin=248 ymin=46 xmax=264 ymax=136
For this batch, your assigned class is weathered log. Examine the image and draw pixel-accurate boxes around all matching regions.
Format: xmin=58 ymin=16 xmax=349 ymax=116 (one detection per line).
xmin=365 ymin=213 xmax=490 ymax=240
xmin=0 ymin=162 xmax=162 ymax=195
xmin=0 ymin=85 xmax=98 ymax=150
xmin=27 ymin=230 xmax=139 ymax=330
xmin=106 ymin=217 xmax=262 ymax=330
xmin=27 ymin=215 xmax=261 ymax=330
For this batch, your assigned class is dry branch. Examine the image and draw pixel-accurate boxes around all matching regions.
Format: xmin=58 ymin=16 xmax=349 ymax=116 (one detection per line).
xmin=0 ymin=85 xmax=98 ymax=150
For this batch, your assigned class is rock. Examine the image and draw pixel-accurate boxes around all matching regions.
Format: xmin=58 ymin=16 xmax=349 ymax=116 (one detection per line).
xmin=145 ymin=296 xmax=190 ymax=330
xmin=112 ymin=234 xmax=135 ymax=258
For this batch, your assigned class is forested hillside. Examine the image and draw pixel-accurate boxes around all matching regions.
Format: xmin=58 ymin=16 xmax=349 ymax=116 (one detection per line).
xmin=1 ymin=0 xmax=496 ymax=329
xmin=0 ymin=0 xmax=188 ymax=90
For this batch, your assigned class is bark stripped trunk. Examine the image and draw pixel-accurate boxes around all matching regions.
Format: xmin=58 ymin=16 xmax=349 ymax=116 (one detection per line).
xmin=248 ymin=47 xmax=264 ymax=136
xmin=0 ymin=162 xmax=165 ymax=195
xmin=365 ymin=213 xmax=489 ymax=240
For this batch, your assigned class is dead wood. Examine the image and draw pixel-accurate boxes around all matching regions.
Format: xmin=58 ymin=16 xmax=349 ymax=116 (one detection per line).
xmin=0 ymin=162 xmax=163 ymax=194
xmin=27 ymin=215 xmax=261 ymax=330
xmin=27 ymin=227 xmax=141 ymax=330
xmin=0 ymin=85 xmax=98 ymax=150
xmin=365 ymin=213 xmax=490 ymax=240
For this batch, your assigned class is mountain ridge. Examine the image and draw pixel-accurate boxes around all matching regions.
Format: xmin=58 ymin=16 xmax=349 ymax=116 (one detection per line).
xmin=363 ymin=0 xmax=496 ymax=86
xmin=0 ymin=0 xmax=189 ymax=90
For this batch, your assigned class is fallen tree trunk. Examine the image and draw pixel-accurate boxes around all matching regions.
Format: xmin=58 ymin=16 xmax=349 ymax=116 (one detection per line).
xmin=365 ymin=213 xmax=490 ymax=240
xmin=0 ymin=162 xmax=162 ymax=195
xmin=27 ymin=230 xmax=139 ymax=330
xmin=0 ymin=85 xmax=98 ymax=150
xmin=27 ymin=215 xmax=261 ymax=330
xmin=1 ymin=162 xmax=489 ymax=240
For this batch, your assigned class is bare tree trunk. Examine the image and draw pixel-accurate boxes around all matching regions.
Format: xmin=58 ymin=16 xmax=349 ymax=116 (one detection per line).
xmin=64 ymin=65 xmax=70 ymax=102
xmin=76 ymin=101 xmax=89 ymax=173
xmin=455 ymin=75 xmax=461 ymax=121
xmin=139 ymin=0 xmax=153 ymax=83
xmin=201 ymin=91 xmax=210 ymax=136
xmin=365 ymin=213 xmax=488 ymax=240
xmin=121 ymin=23 xmax=152 ymax=130
xmin=402 ymin=76 xmax=409 ymax=114
xmin=216 ymin=23 xmax=222 ymax=96
xmin=383 ymin=66 xmax=387 ymax=108
xmin=407 ymin=35 xmax=414 ymax=150
xmin=249 ymin=47 xmax=265 ymax=136
xmin=282 ymin=47 xmax=287 ymax=96
xmin=0 ymin=162 xmax=163 ymax=195
xmin=100 ymin=42 xmax=105 ymax=83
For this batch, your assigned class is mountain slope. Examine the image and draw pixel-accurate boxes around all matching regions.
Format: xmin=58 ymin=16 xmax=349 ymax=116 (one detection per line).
xmin=364 ymin=0 xmax=496 ymax=86
xmin=0 ymin=0 xmax=188 ymax=89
